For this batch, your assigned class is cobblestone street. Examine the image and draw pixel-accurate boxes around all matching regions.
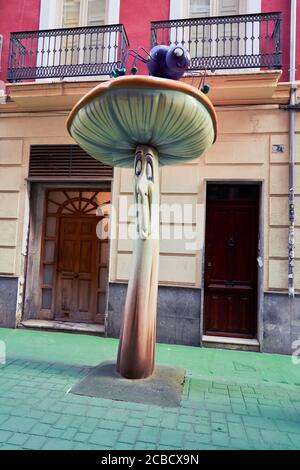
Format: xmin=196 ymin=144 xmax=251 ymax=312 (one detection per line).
xmin=0 ymin=328 xmax=299 ymax=450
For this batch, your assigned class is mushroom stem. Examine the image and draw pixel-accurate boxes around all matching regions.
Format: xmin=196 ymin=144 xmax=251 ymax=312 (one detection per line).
xmin=116 ymin=145 xmax=160 ymax=379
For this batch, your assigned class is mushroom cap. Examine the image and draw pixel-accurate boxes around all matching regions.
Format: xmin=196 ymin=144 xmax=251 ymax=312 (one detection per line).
xmin=67 ymin=75 xmax=217 ymax=168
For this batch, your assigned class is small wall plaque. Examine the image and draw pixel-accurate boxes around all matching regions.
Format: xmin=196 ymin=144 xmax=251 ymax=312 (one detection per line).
xmin=272 ymin=144 xmax=285 ymax=154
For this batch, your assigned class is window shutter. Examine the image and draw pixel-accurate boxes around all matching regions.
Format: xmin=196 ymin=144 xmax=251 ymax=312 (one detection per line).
xmin=189 ymin=0 xmax=239 ymax=17
xmin=62 ymin=0 xmax=106 ymax=28
xmin=190 ymin=0 xmax=211 ymax=17
xmin=188 ymin=1 xmax=212 ymax=59
xmin=62 ymin=0 xmax=81 ymax=28
xmin=29 ymin=145 xmax=113 ymax=180
xmin=187 ymin=0 xmax=241 ymax=64
xmin=218 ymin=0 xmax=240 ymax=57
xmin=219 ymin=0 xmax=239 ymax=16
xmin=87 ymin=0 xmax=106 ymax=26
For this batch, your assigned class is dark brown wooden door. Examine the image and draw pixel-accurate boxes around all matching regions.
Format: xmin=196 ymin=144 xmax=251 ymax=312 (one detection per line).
xmin=204 ymin=185 xmax=259 ymax=338
xmin=55 ymin=216 xmax=99 ymax=322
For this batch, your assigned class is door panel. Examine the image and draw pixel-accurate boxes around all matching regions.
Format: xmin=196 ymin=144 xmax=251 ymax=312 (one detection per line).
xmin=56 ymin=217 xmax=98 ymax=322
xmin=78 ymin=279 xmax=90 ymax=312
xmin=79 ymin=240 xmax=93 ymax=273
xmin=204 ymin=185 xmax=259 ymax=338
xmin=233 ymin=206 xmax=257 ymax=283
xmin=205 ymin=288 xmax=255 ymax=336
xmin=61 ymin=277 xmax=73 ymax=311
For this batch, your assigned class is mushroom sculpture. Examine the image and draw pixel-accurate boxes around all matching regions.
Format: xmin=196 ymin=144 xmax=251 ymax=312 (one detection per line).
xmin=67 ymin=75 xmax=217 ymax=380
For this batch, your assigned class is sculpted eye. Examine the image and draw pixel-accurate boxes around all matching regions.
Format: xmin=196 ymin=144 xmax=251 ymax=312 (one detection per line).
xmin=146 ymin=158 xmax=153 ymax=181
xmin=174 ymin=47 xmax=184 ymax=57
xmin=135 ymin=158 xmax=142 ymax=176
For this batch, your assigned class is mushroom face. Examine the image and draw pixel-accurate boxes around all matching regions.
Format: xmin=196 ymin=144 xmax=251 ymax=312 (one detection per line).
xmin=117 ymin=145 xmax=160 ymax=380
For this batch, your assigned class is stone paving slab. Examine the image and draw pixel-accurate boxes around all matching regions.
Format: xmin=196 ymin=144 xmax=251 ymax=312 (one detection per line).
xmin=0 ymin=328 xmax=299 ymax=450
xmin=71 ymin=361 xmax=185 ymax=407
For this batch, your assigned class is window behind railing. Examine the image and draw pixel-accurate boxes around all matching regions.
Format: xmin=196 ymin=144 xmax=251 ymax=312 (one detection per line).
xmin=7 ymin=23 xmax=129 ymax=82
xmin=151 ymin=12 xmax=282 ymax=72
xmin=188 ymin=0 xmax=241 ymax=59
xmin=62 ymin=0 xmax=106 ymax=27
xmin=61 ymin=0 xmax=107 ymax=65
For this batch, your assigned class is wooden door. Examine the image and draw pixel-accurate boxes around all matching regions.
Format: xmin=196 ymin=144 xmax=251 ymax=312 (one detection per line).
xmin=39 ymin=189 xmax=110 ymax=324
xmin=204 ymin=185 xmax=259 ymax=338
xmin=55 ymin=216 xmax=99 ymax=322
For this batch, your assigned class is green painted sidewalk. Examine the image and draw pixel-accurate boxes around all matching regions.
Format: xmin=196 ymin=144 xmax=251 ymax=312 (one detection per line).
xmin=0 ymin=327 xmax=299 ymax=450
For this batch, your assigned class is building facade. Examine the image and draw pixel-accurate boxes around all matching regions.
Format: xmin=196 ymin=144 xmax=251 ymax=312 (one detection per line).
xmin=0 ymin=0 xmax=299 ymax=354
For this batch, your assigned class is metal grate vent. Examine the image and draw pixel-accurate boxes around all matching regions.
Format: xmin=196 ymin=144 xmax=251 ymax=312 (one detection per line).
xmin=29 ymin=145 xmax=113 ymax=180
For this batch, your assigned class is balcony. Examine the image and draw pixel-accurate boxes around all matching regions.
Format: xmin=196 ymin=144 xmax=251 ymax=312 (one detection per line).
xmin=7 ymin=24 xmax=129 ymax=82
xmin=151 ymin=12 xmax=282 ymax=72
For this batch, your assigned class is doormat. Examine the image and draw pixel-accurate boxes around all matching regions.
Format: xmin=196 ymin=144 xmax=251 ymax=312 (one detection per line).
xmin=70 ymin=361 xmax=186 ymax=408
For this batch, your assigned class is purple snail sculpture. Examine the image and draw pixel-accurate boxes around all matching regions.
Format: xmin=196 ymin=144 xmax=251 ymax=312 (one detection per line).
xmin=147 ymin=44 xmax=191 ymax=79
xmin=112 ymin=44 xmax=210 ymax=93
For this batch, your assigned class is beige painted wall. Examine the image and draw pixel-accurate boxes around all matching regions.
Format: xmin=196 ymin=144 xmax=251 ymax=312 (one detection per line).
xmin=0 ymin=107 xmax=299 ymax=293
xmin=0 ymin=112 xmax=72 ymax=278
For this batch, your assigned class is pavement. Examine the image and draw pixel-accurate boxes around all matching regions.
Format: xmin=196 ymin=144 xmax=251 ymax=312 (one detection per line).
xmin=0 ymin=327 xmax=299 ymax=450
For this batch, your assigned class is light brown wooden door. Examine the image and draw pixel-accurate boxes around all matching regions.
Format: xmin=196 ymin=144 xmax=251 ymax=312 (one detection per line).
xmin=39 ymin=189 xmax=110 ymax=324
xmin=55 ymin=216 xmax=99 ymax=322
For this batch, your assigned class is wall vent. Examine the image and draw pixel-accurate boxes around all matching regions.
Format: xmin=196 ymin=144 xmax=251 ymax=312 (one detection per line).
xmin=29 ymin=145 xmax=113 ymax=180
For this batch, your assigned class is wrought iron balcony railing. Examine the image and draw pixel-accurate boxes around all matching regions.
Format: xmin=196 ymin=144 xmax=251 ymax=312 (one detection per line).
xmin=7 ymin=24 xmax=129 ymax=82
xmin=151 ymin=12 xmax=282 ymax=72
